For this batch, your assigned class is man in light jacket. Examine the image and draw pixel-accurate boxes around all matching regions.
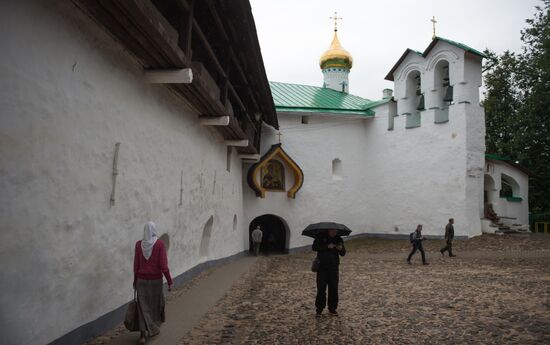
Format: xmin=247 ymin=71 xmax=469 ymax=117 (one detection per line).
xmin=251 ymin=226 xmax=263 ymax=256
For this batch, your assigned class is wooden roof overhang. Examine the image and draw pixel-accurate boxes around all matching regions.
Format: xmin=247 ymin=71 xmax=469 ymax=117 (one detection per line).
xmin=73 ymin=0 xmax=278 ymax=154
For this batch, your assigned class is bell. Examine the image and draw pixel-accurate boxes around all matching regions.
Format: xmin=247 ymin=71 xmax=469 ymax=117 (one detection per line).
xmin=443 ymin=85 xmax=453 ymax=103
xmin=416 ymin=94 xmax=425 ymax=111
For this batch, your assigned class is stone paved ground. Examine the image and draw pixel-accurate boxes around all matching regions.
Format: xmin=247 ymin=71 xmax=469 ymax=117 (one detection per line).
xmin=179 ymin=234 xmax=550 ymax=345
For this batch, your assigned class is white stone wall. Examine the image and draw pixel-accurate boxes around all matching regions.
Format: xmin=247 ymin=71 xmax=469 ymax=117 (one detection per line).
xmin=244 ymin=114 xmax=377 ymax=250
xmin=244 ymin=104 xmax=484 ymax=250
xmin=0 ymin=2 xmax=246 ymax=344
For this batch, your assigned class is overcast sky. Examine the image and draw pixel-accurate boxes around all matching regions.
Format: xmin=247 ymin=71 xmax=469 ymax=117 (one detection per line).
xmin=249 ymin=0 xmax=541 ymax=100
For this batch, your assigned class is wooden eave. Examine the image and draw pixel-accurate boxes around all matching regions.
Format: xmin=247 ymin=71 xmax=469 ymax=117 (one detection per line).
xmin=73 ymin=0 xmax=277 ymax=154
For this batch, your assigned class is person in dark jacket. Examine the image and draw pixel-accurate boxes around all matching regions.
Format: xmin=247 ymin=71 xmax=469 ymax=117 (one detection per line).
xmin=407 ymin=225 xmax=429 ymax=265
xmin=440 ymin=218 xmax=456 ymax=257
xmin=312 ymin=229 xmax=346 ymax=317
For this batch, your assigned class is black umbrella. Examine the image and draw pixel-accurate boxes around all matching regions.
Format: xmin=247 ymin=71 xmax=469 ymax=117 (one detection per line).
xmin=302 ymin=222 xmax=352 ymax=238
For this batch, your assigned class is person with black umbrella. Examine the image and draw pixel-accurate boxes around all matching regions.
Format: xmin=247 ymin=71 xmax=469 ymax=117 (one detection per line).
xmin=303 ymin=222 xmax=351 ymax=317
xmin=312 ymin=228 xmax=346 ymax=317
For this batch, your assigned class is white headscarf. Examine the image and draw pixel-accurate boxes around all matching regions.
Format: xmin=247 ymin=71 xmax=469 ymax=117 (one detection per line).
xmin=141 ymin=221 xmax=158 ymax=260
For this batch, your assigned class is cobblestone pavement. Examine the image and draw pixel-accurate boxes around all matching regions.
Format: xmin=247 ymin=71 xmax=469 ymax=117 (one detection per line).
xmin=179 ymin=235 xmax=550 ymax=345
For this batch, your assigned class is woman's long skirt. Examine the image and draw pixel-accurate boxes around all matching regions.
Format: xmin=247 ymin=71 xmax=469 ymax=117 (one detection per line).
xmin=136 ymin=278 xmax=165 ymax=335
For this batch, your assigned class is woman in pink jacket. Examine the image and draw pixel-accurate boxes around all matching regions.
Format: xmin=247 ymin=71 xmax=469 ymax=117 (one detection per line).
xmin=133 ymin=222 xmax=173 ymax=344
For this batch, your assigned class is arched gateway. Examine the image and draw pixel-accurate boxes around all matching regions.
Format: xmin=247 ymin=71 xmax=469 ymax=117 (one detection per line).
xmin=249 ymin=214 xmax=290 ymax=254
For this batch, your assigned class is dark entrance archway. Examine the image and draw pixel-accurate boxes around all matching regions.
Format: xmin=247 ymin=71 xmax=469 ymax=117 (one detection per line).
xmin=249 ymin=214 xmax=289 ymax=254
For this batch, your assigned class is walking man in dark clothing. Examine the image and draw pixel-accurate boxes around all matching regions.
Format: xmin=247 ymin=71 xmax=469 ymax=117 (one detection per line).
xmin=440 ymin=218 xmax=456 ymax=257
xmin=313 ymin=229 xmax=346 ymax=317
xmin=407 ymin=225 xmax=428 ymax=265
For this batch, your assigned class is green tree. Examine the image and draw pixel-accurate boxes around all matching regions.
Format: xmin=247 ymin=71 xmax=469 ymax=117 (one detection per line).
xmin=483 ymin=0 xmax=550 ymax=213
xmin=483 ymin=50 xmax=522 ymax=156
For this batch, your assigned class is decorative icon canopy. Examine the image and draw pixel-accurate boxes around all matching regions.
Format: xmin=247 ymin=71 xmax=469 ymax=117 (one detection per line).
xmin=247 ymin=144 xmax=304 ymax=199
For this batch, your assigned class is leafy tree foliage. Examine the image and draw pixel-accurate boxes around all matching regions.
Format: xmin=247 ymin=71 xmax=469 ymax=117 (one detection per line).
xmin=483 ymin=0 xmax=550 ymax=213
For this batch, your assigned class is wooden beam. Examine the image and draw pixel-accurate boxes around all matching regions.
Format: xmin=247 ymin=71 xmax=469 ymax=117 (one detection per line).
xmin=115 ymin=0 xmax=188 ymax=67
xmin=199 ymin=116 xmax=230 ymax=126
xmin=76 ymin=0 xmax=168 ymax=67
xmin=225 ymin=139 xmax=249 ymax=147
xmin=183 ymin=0 xmax=194 ymax=60
xmin=144 ymin=68 xmax=193 ymax=83
xmin=238 ymin=154 xmax=260 ymax=161
xmin=205 ymin=2 xmax=261 ymax=113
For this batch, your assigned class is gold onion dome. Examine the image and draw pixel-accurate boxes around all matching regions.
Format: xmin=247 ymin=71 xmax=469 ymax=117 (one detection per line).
xmin=319 ymin=31 xmax=353 ymax=70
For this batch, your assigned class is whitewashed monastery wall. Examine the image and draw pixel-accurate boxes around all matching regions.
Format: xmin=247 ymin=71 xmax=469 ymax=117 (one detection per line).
xmin=0 ymin=2 xmax=246 ymax=344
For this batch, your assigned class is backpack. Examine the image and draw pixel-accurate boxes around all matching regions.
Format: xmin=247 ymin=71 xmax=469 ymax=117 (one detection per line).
xmin=409 ymin=232 xmax=415 ymax=243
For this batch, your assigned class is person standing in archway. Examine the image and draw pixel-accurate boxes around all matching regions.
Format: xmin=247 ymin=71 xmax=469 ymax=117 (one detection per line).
xmin=313 ymin=229 xmax=346 ymax=317
xmin=251 ymin=225 xmax=263 ymax=256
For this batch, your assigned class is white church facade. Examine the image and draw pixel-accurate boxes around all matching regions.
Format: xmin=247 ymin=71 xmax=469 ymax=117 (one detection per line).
xmin=0 ymin=1 xmax=530 ymax=344
xmin=244 ymin=30 xmax=530 ymax=252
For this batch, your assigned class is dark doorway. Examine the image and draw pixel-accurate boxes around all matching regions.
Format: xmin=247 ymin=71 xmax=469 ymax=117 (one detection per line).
xmin=249 ymin=214 xmax=289 ymax=254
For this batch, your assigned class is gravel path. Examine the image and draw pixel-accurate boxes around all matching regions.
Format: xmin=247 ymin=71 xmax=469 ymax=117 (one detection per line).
xmin=179 ymin=234 xmax=550 ymax=345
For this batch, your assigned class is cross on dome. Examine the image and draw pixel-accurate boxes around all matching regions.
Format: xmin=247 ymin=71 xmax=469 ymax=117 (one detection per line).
xmin=329 ymin=11 xmax=342 ymax=32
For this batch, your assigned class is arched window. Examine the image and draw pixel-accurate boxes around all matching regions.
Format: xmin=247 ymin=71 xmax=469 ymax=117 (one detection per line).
xmin=199 ymin=216 xmax=214 ymax=257
xmin=500 ymin=174 xmax=521 ymax=200
xmin=434 ymin=60 xmax=452 ymax=123
xmin=405 ymin=70 xmax=422 ymax=128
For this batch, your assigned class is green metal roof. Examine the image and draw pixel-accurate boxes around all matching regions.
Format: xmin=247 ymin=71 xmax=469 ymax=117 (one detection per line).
xmin=270 ymin=81 xmax=389 ymax=116
xmin=485 ymin=153 xmax=513 ymax=161
xmin=385 ymin=37 xmax=486 ymax=81
xmin=427 ymin=36 xmax=487 ymax=58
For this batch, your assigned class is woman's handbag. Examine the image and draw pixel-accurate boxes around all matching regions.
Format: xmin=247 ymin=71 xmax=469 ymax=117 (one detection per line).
xmin=124 ymin=289 xmax=140 ymax=331
xmin=311 ymin=257 xmax=320 ymax=272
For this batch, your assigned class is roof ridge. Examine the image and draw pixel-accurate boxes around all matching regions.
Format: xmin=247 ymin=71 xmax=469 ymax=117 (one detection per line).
xmin=269 ymin=81 xmax=371 ymax=102
xmin=269 ymin=81 xmax=376 ymax=116
xmin=429 ymin=36 xmax=486 ymax=58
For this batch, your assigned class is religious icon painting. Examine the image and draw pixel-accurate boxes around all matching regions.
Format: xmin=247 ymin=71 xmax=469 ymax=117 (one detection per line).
xmin=261 ymin=160 xmax=285 ymax=191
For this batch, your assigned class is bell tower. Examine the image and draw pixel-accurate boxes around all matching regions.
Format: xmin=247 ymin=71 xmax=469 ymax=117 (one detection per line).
xmin=319 ymin=12 xmax=353 ymax=93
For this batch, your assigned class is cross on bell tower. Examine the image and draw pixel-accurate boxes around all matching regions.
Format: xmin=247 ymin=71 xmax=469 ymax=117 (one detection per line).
xmin=431 ymin=16 xmax=437 ymax=39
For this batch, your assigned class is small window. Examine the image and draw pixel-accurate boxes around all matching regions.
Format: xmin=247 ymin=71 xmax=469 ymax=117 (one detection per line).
xmin=233 ymin=214 xmax=238 ymax=232
xmin=500 ymin=180 xmax=513 ymax=198
xmin=301 ymin=116 xmax=309 ymax=124
xmin=332 ymin=158 xmax=343 ymax=180
xmin=226 ymin=146 xmax=232 ymax=172
xmin=388 ymin=114 xmax=394 ymax=131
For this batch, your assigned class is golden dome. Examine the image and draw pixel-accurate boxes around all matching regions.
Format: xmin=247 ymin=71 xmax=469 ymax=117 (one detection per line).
xmin=319 ymin=31 xmax=353 ymax=70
